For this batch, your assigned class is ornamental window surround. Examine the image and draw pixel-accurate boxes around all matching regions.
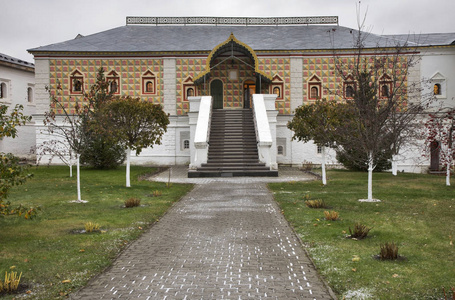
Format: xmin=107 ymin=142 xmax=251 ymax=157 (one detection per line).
xmin=379 ymin=74 xmax=392 ymax=99
xmin=183 ymin=76 xmax=196 ymax=101
xmin=107 ymin=70 xmax=120 ymax=95
xmin=271 ymin=74 xmax=284 ymax=101
xmin=343 ymin=74 xmax=356 ymax=99
xmin=142 ymin=70 xmax=156 ymax=95
xmin=430 ymin=72 xmax=447 ymax=99
xmin=307 ymin=74 xmax=322 ymax=100
xmin=70 ymin=70 xmax=84 ymax=94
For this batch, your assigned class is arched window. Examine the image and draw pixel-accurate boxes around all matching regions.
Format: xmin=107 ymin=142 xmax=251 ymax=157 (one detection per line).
xmin=186 ymin=88 xmax=194 ymax=98
xmin=381 ymin=84 xmax=389 ymax=97
xmin=0 ymin=82 xmax=6 ymax=98
xmin=27 ymin=87 xmax=33 ymax=103
xmin=73 ymin=79 xmax=82 ymax=92
xmin=273 ymin=87 xmax=281 ymax=98
xmin=434 ymin=83 xmax=441 ymax=95
xmin=345 ymin=85 xmax=355 ymax=98
xmin=146 ymin=81 xmax=154 ymax=93
xmin=310 ymin=86 xmax=319 ymax=99
xmin=277 ymin=145 xmax=284 ymax=155
xmin=109 ymin=80 xmax=118 ymax=93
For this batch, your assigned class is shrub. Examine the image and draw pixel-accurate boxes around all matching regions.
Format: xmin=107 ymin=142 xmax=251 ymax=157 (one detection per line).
xmin=324 ymin=210 xmax=339 ymax=221
xmin=301 ymin=160 xmax=313 ymax=171
xmin=336 ymin=147 xmax=392 ymax=172
xmin=84 ymin=222 xmax=100 ymax=233
xmin=124 ymin=197 xmax=141 ymax=208
xmin=379 ymin=242 xmax=399 ymax=260
xmin=348 ymin=222 xmax=372 ymax=239
xmin=80 ymin=136 xmax=126 ymax=169
xmin=305 ymin=199 xmax=328 ymax=209
xmin=0 ymin=270 xmax=22 ymax=293
xmin=152 ymin=190 xmax=162 ymax=197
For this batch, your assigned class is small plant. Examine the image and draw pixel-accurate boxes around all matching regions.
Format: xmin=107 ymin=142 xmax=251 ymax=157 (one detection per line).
xmin=302 ymin=194 xmax=311 ymax=200
xmin=301 ymin=160 xmax=313 ymax=171
xmin=305 ymin=199 xmax=328 ymax=209
xmin=443 ymin=287 xmax=455 ymax=300
xmin=348 ymin=222 xmax=372 ymax=240
xmin=152 ymin=190 xmax=162 ymax=197
xmin=124 ymin=197 xmax=141 ymax=208
xmin=379 ymin=242 xmax=399 ymax=260
xmin=84 ymin=222 xmax=100 ymax=233
xmin=324 ymin=210 xmax=339 ymax=221
xmin=0 ymin=270 xmax=22 ymax=293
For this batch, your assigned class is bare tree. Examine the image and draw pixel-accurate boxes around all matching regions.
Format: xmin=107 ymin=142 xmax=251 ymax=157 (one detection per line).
xmin=329 ymin=8 xmax=431 ymax=200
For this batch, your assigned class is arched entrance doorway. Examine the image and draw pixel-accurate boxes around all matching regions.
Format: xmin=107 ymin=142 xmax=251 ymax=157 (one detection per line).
xmin=243 ymin=80 xmax=255 ymax=109
xmin=211 ymin=79 xmax=223 ymax=109
xmin=193 ymin=33 xmax=272 ymax=109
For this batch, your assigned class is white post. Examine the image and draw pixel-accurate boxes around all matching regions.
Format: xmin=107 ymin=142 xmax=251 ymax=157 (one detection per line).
xmin=368 ymin=151 xmax=374 ymax=201
xmin=321 ymin=146 xmax=327 ymax=185
xmin=446 ymin=148 xmax=452 ymax=186
xmin=126 ymin=147 xmax=131 ymax=188
xmin=392 ymin=154 xmax=398 ymax=176
xmin=76 ymin=154 xmax=81 ymax=202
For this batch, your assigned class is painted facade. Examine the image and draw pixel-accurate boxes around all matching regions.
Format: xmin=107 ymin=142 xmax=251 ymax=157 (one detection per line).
xmin=28 ymin=17 xmax=455 ymax=171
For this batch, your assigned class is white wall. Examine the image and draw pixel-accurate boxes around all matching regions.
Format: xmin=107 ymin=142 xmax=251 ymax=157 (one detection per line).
xmin=0 ymin=63 xmax=35 ymax=159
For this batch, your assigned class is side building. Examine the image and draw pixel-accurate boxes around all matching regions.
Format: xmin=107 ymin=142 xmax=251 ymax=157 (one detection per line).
xmin=0 ymin=53 xmax=35 ymax=160
xmin=28 ymin=17 xmax=455 ymax=173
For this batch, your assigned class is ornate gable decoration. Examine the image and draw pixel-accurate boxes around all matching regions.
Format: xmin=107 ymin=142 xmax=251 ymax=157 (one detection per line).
xmin=193 ymin=33 xmax=272 ymax=85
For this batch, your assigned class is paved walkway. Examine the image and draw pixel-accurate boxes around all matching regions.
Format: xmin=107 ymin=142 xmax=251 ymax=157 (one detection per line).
xmin=71 ymin=167 xmax=334 ymax=299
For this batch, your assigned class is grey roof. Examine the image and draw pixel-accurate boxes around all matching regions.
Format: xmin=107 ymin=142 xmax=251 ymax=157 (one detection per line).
xmin=28 ymin=25 xmax=455 ymax=55
xmin=384 ymin=33 xmax=455 ymax=46
xmin=0 ymin=52 xmax=34 ymax=68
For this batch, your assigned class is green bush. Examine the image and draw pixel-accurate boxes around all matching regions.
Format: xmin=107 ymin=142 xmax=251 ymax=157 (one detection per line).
xmin=80 ymin=136 xmax=125 ymax=169
xmin=336 ymin=147 xmax=392 ymax=172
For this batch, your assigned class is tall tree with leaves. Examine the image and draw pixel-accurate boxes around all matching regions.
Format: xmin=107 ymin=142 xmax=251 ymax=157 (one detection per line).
xmin=288 ymin=99 xmax=343 ymax=185
xmin=102 ymin=96 xmax=169 ymax=187
xmin=44 ymin=68 xmax=124 ymax=202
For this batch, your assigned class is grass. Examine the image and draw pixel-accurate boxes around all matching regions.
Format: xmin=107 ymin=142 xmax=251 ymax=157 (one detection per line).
xmin=0 ymin=165 xmax=192 ymax=299
xmin=269 ymin=170 xmax=455 ymax=300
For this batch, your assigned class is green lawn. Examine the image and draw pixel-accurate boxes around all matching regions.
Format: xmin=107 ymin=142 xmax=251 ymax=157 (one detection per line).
xmin=269 ymin=170 xmax=455 ymax=300
xmin=0 ymin=166 xmax=193 ymax=299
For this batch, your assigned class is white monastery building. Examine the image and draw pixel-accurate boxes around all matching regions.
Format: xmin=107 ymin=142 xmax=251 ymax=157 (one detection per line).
xmin=0 ymin=53 xmax=35 ymax=159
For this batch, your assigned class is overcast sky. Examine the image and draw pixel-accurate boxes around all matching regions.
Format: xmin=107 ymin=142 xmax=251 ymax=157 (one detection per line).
xmin=1 ymin=0 xmax=454 ymax=63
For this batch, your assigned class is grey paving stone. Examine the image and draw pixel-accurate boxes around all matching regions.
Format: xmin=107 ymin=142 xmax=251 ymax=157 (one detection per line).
xmin=71 ymin=167 xmax=334 ymax=300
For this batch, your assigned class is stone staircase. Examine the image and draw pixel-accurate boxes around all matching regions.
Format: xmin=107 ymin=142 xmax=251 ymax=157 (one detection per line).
xmin=188 ymin=109 xmax=278 ymax=177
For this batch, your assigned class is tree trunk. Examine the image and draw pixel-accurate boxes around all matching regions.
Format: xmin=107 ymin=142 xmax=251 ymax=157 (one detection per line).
xmin=69 ymin=164 xmax=73 ymax=178
xmin=126 ymin=147 xmax=131 ymax=188
xmin=392 ymin=154 xmax=398 ymax=176
xmin=447 ymin=148 xmax=452 ymax=186
xmin=321 ymin=146 xmax=327 ymax=185
xmin=77 ymin=154 xmax=81 ymax=201
xmin=368 ymin=151 xmax=374 ymax=200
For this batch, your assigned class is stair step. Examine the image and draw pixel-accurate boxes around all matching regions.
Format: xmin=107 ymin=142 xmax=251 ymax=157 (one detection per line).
xmin=191 ymin=109 xmax=278 ymax=177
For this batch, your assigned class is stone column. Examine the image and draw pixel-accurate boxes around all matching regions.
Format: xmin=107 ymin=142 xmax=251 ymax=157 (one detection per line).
xmin=290 ymin=56 xmax=303 ymax=112
xmin=163 ymin=58 xmax=176 ymax=115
